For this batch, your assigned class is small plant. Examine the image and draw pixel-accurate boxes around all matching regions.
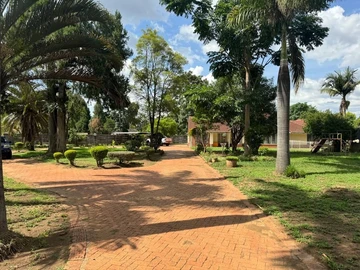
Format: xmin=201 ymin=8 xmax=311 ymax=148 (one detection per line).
xmin=285 ymin=165 xmax=305 ymax=179
xmin=24 ymin=141 xmax=31 ymax=150
xmin=139 ymin=145 xmax=151 ymax=152
xmin=89 ymin=146 xmax=108 ymax=167
xmin=64 ymin=150 xmax=77 ymax=166
xmin=14 ymin=142 xmax=24 ymax=152
xmin=258 ymin=148 xmax=270 ymax=156
xmin=111 ymin=140 xmax=116 ymax=147
xmin=195 ymin=144 xmax=204 ymax=154
xmin=226 ymin=156 xmax=239 ymax=168
xmin=53 ymin=152 xmax=64 ymax=163
xmin=67 ymin=144 xmax=75 ymax=149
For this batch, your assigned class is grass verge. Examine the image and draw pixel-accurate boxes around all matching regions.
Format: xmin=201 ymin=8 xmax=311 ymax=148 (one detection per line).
xmin=0 ymin=177 xmax=70 ymax=270
xmin=208 ymin=150 xmax=360 ymax=270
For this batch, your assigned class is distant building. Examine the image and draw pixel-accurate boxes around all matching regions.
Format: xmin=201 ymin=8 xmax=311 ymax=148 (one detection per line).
xmin=188 ymin=117 xmax=309 ymax=148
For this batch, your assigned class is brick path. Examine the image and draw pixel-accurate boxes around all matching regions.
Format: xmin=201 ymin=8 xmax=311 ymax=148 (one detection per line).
xmin=3 ymin=145 xmax=324 ymax=270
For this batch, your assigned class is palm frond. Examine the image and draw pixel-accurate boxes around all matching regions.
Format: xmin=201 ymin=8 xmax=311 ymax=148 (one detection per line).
xmin=288 ymin=33 xmax=305 ymax=93
xmin=320 ymin=87 xmax=340 ymax=97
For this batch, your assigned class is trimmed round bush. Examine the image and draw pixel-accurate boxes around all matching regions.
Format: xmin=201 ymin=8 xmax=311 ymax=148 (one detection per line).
xmin=108 ymin=151 xmax=135 ymax=164
xmin=14 ymin=142 xmax=24 ymax=152
xmin=53 ymin=152 xmax=64 ymax=163
xmin=89 ymin=146 xmax=108 ymax=167
xmin=64 ymin=150 xmax=77 ymax=166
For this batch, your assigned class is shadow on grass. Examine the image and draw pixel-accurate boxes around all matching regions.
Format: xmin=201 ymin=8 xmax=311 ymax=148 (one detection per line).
xmin=246 ymin=179 xmax=360 ymax=269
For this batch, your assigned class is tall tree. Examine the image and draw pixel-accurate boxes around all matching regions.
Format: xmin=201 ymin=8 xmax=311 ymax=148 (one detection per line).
xmin=321 ymin=67 xmax=360 ymax=117
xmin=0 ymin=0 xmax=128 ymax=233
xmin=67 ymin=92 xmax=91 ymax=133
xmin=131 ymin=28 xmax=187 ymax=147
xmin=228 ymin=0 xmax=332 ymax=173
xmin=47 ymin=10 xmax=132 ymax=153
xmin=164 ymin=72 xmax=206 ymax=134
xmin=290 ymin=102 xmax=318 ymax=120
xmin=2 ymin=83 xmax=47 ymax=150
xmin=160 ymin=0 xmax=273 ymax=155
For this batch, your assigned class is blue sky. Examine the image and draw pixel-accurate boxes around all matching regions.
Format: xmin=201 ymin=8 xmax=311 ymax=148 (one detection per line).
xmin=99 ymin=0 xmax=360 ymax=117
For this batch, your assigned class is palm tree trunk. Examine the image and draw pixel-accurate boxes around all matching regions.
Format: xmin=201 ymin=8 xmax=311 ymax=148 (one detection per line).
xmin=56 ymin=83 xmax=67 ymax=152
xmin=340 ymin=97 xmax=347 ymax=117
xmin=0 ymin=114 xmax=8 ymax=233
xmin=47 ymin=84 xmax=57 ymax=154
xmin=276 ymin=25 xmax=291 ymax=174
xmin=243 ymin=62 xmax=251 ymax=156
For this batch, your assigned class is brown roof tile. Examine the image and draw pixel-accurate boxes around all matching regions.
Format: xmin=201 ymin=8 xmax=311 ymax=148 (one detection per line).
xmin=290 ymin=119 xmax=305 ymax=133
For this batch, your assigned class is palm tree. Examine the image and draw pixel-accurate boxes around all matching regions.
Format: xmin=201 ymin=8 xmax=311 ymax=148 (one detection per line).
xmin=228 ymin=0 xmax=333 ymax=173
xmin=2 ymin=83 xmax=48 ymax=151
xmin=0 ymin=0 xmax=127 ymax=233
xmin=321 ymin=67 xmax=360 ymax=117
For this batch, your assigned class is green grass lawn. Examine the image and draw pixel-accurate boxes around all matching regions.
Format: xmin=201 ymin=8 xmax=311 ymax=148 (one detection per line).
xmin=208 ymin=150 xmax=360 ymax=270
xmin=12 ymin=146 xmax=150 ymax=168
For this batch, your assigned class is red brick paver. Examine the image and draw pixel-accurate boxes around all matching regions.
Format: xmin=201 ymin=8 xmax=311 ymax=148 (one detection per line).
xmin=3 ymin=145 xmax=324 ymax=270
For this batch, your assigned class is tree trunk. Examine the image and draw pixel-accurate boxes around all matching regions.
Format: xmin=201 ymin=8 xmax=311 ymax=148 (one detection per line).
xmin=47 ymin=84 xmax=57 ymax=154
xmin=340 ymin=97 xmax=347 ymax=117
xmin=276 ymin=26 xmax=291 ymax=174
xmin=231 ymin=124 xmax=244 ymax=153
xmin=56 ymin=83 xmax=67 ymax=152
xmin=243 ymin=63 xmax=251 ymax=156
xmin=0 ymin=114 xmax=8 ymax=233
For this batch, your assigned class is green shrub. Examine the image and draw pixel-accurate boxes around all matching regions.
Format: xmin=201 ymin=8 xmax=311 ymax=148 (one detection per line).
xmin=108 ymin=151 xmax=135 ymax=164
xmin=285 ymin=165 xmax=305 ymax=179
xmin=239 ymin=155 xmax=255 ymax=162
xmin=14 ymin=142 xmax=24 ymax=152
xmin=89 ymin=146 xmax=108 ymax=167
xmin=53 ymin=152 xmax=64 ymax=163
xmin=124 ymin=135 xmax=143 ymax=151
xmin=195 ymin=144 xmax=204 ymax=154
xmin=64 ymin=150 xmax=77 ymax=166
xmin=258 ymin=148 xmax=270 ymax=156
xmin=226 ymin=156 xmax=239 ymax=161
xmin=67 ymin=144 xmax=75 ymax=149
xmin=24 ymin=141 xmax=31 ymax=150
xmin=139 ymin=146 xmax=151 ymax=152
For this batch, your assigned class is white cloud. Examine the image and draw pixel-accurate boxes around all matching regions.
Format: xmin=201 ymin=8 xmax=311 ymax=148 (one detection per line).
xmin=203 ymin=72 xmax=215 ymax=83
xmin=121 ymin=59 xmax=132 ymax=78
xmin=172 ymin=24 xmax=220 ymax=57
xmin=173 ymin=25 xmax=199 ymax=44
xmin=176 ymin=46 xmax=205 ymax=65
xmin=291 ymin=78 xmax=360 ymax=117
xmin=99 ymin=0 xmax=169 ymax=26
xmin=127 ymin=31 xmax=139 ymax=53
xmin=202 ymin=40 xmax=220 ymax=54
xmin=150 ymin=22 xmax=165 ymax=33
xmin=189 ymin=66 xmax=204 ymax=76
xmin=306 ymin=6 xmax=360 ymax=68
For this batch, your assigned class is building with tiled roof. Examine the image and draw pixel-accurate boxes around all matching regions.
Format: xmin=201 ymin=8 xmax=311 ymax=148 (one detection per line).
xmin=188 ymin=117 xmax=309 ymax=148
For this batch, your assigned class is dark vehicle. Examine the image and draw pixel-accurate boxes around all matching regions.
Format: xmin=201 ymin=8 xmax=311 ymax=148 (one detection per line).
xmin=1 ymin=136 xmax=12 ymax=159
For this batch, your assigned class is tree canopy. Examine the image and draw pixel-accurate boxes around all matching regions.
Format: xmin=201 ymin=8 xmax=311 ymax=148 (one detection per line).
xmin=290 ymin=102 xmax=318 ymax=120
xmin=131 ymin=28 xmax=187 ymax=147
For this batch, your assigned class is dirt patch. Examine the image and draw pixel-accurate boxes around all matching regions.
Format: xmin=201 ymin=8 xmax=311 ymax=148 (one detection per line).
xmin=0 ymin=178 xmax=70 ymax=270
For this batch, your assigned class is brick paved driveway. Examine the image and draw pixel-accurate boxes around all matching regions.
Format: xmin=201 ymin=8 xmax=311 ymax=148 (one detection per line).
xmin=3 ymin=145 xmax=324 ymax=270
